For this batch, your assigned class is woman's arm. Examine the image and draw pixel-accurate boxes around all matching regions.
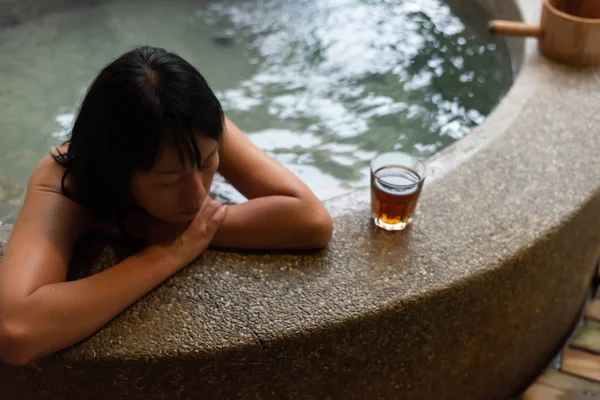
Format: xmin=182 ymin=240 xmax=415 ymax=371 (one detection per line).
xmin=0 ymin=159 xmax=224 ymax=365
xmin=1 ymin=242 xmax=182 ymax=366
xmin=211 ymin=118 xmax=333 ymax=249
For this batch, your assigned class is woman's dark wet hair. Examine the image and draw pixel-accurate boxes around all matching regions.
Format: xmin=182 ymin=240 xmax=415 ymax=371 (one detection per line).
xmin=52 ymin=46 xmax=224 ymax=222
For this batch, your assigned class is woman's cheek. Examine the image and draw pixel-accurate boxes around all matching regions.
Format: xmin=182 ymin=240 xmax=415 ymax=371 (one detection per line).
xmin=142 ymin=187 xmax=178 ymax=215
xmin=162 ymin=187 xmax=183 ymax=210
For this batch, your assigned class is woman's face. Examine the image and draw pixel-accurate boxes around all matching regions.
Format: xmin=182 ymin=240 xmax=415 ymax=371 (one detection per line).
xmin=130 ymin=135 xmax=220 ymax=224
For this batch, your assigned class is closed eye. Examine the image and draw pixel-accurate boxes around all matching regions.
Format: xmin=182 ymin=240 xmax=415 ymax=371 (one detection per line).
xmin=160 ymin=176 xmax=183 ymax=186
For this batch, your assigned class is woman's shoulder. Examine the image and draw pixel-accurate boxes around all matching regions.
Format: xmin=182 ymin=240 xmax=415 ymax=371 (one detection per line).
xmin=24 ymin=150 xmax=93 ymax=232
xmin=28 ymin=149 xmax=71 ymax=195
xmin=28 ymin=151 xmax=123 ymax=236
xmin=1 ymin=150 xmax=94 ymax=255
xmin=26 ymin=148 xmax=149 ymax=240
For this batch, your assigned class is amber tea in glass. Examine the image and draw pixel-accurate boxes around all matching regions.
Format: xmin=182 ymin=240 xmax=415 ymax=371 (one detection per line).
xmin=370 ymin=152 xmax=426 ymax=231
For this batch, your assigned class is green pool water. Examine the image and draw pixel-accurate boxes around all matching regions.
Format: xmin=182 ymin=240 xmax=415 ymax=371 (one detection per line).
xmin=0 ymin=0 xmax=512 ymax=222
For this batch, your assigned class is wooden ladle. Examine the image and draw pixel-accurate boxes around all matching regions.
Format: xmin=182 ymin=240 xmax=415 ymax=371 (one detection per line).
xmin=489 ymin=0 xmax=600 ymax=66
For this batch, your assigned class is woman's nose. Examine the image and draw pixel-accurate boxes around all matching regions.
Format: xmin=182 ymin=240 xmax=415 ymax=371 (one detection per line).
xmin=182 ymin=171 xmax=206 ymax=205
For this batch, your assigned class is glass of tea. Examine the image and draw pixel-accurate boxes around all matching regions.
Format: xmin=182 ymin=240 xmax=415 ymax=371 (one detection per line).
xmin=370 ymin=152 xmax=426 ymax=231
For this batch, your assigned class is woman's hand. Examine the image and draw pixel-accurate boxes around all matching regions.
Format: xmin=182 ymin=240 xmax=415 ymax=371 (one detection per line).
xmin=161 ymin=197 xmax=227 ymax=266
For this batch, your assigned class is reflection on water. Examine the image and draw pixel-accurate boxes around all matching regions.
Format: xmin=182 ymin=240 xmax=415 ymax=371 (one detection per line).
xmin=0 ymin=0 xmax=512 ymax=216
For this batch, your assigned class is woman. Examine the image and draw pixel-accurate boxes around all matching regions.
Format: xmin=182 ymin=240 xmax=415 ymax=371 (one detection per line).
xmin=0 ymin=46 xmax=333 ymax=365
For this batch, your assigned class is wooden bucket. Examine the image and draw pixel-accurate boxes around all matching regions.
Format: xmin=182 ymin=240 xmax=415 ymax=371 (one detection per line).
xmin=489 ymin=0 xmax=600 ymax=66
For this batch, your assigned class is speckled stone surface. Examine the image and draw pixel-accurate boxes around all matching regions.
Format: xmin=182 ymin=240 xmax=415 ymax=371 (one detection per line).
xmin=2 ymin=0 xmax=600 ymax=399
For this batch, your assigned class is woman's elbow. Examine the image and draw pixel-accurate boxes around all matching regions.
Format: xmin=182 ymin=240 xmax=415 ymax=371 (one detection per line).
xmin=307 ymin=209 xmax=334 ymax=248
xmin=0 ymin=350 xmax=34 ymax=367
xmin=0 ymin=318 xmax=36 ymax=366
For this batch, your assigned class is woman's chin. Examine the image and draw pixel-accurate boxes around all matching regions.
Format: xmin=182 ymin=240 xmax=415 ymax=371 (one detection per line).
xmin=170 ymin=213 xmax=196 ymax=224
xmin=148 ymin=212 xmax=193 ymax=226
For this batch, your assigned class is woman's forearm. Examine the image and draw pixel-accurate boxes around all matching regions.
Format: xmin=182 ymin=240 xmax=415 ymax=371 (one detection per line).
xmin=210 ymin=196 xmax=333 ymax=249
xmin=3 ymin=245 xmax=183 ymax=364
